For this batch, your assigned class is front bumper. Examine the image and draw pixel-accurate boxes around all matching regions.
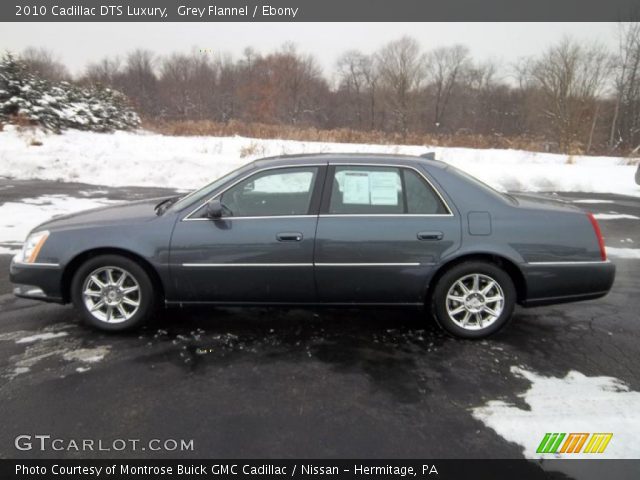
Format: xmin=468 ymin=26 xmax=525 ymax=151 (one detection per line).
xmin=9 ymin=257 xmax=65 ymax=303
xmin=521 ymin=260 xmax=616 ymax=307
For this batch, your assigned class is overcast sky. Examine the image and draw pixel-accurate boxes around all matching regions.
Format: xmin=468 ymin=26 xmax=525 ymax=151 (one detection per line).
xmin=0 ymin=22 xmax=620 ymax=79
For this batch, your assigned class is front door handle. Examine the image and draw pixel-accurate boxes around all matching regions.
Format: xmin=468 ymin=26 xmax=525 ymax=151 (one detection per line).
xmin=417 ymin=231 xmax=443 ymax=241
xmin=277 ymin=232 xmax=303 ymax=242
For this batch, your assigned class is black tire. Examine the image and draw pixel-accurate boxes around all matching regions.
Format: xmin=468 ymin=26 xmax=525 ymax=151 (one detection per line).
xmin=71 ymin=254 xmax=156 ymax=331
xmin=431 ymin=261 xmax=516 ymax=339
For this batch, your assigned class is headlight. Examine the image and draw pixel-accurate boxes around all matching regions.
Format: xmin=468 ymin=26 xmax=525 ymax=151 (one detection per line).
xmin=15 ymin=230 xmax=50 ymax=264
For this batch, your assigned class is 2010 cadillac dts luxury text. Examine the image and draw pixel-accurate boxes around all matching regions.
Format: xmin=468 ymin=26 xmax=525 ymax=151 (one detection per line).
xmin=9 ymin=153 xmax=615 ymax=338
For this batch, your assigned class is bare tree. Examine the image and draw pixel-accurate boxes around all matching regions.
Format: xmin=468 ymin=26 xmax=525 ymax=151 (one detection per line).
xmin=235 ymin=43 xmax=328 ymax=126
xmin=159 ymin=52 xmax=217 ymax=120
xmin=84 ymin=57 xmax=122 ymax=86
xmin=274 ymin=43 xmax=325 ymax=125
xmin=426 ymin=45 xmax=470 ymax=129
xmin=120 ymin=50 xmax=159 ymax=117
xmin=455 ymin=59 xmax=505 ymax=134
xmin=240 ymin=47 xmax=258 ymax=70
xmin=21 ymin=47 xmax=70 ymax=82
xmin=336 ymin=50 xmax=377 ymax=128
xmin=610 ymin=22 xmax=640 ymax=151
xmin=375 ymin=36 xmax=426 ymax=134
xmin=214 ymin=54 xmax=238 ymax=122
xmin=526 ymin=37 xmax=611 ymax=152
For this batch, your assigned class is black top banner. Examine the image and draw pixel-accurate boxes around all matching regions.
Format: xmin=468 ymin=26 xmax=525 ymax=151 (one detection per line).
xmin=3 ymin=0 xmax=640 ymax=22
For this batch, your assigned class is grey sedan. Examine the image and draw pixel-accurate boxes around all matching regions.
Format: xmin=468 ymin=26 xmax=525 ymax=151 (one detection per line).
xmin=10 ymin=153 xmax=615 ymax=338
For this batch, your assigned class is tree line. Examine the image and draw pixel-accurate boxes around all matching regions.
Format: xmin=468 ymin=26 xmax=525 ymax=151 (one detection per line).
xmin=15 ymin=25 xmax=640 ymax=154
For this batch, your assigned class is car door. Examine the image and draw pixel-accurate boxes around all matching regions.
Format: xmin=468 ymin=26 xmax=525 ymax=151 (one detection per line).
xmin=169 ymin=164 xmax=326 ymax=303
xmin=314 ymin=163 xmax=461 ymax=304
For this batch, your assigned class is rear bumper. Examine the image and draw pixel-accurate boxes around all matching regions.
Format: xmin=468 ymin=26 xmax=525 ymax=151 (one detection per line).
xmin=9 ymin=257 xmax=65 ymax=303
xmin=520 ymin=260 xmax=615 ymax=307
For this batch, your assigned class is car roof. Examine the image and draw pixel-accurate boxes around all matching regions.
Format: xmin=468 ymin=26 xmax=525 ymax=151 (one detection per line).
xmin=251 ymin=152 xmax=448 ymax=170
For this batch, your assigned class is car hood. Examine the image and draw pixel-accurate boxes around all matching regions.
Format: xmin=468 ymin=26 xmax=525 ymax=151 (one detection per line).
xmin=509 ymin=192 xmax=582 ymax=212
xmin=35 ymin=196 xmax=175 ymax=232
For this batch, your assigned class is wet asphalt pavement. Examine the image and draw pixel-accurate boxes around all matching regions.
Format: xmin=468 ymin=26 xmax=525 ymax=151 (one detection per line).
xmin=0 ymin=180 xmax=638 ymax=463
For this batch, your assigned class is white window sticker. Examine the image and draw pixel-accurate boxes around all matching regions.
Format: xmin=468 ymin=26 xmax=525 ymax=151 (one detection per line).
xmin=369 ymin=171 xmax=399 ymax=205
xmin=342 ymin=172 xmax=370 ymax=204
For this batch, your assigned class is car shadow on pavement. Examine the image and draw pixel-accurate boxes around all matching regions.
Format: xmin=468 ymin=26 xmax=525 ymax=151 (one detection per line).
xmin=122 ymin=306 xmax=540 ymax=410
xmin=132 ymin=307 xmax=441 ymax=401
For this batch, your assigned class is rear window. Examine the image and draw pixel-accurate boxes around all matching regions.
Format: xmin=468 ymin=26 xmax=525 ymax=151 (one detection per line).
xmin=445 ymin=164 xmax=516 ymax=204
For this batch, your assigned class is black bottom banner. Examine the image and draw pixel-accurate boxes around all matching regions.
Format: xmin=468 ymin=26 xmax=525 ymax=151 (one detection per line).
xmin=2 ymin=460 xmax=640 ymax=480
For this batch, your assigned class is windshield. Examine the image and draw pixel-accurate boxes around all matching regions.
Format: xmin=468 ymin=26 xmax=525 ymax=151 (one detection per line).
xmin=169 ymin=163 xmax=253 ymax=212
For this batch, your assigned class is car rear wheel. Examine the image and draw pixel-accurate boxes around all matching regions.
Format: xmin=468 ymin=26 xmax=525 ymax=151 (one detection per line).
xmin=431 ymin=261 xmax=516 ymax=339
xmin=71 ymin=255 xmax=156 ymax=331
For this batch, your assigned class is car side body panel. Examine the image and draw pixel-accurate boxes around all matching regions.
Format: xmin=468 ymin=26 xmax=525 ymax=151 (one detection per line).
xmin=10 ymin=198 xmax=176 ymax=302
xmin=9 ymin=153 xmax=615 ymax=310
xmin=520 ymin=262 xmax=615 ymax=306
xmin=314 ymin=215 xmax=461 ymax=304
xmin=423 ymin=163 xmax=615 ymax=303
xmin=168 ymin=216 xmax=318 ymax=303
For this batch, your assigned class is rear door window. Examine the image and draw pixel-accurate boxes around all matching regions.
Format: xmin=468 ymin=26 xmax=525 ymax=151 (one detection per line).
xmin=328 ymin=166 xmax=448 ymax=215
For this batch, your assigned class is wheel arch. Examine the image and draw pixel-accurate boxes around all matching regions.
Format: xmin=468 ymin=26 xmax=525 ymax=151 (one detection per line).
xmin=426 ymin=253 xmax=527 ymax=305
xmin=61 ymin=247 xmax=165 ymax=304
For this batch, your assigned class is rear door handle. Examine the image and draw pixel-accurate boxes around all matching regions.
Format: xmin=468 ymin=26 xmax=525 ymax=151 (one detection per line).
xmin=417 ymin=231 xmax=443 ymax=241
xmin=277 ymin=232 xmax=303 ymax=242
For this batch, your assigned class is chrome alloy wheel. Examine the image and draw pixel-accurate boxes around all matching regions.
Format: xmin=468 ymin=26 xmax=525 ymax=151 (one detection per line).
xmin=82 ymin=266 xmax=141 ymax=324
xmin=445 ymin=273 xmax=505 ymax=331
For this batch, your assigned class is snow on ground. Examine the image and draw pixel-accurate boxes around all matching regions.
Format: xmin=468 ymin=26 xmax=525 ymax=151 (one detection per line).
xmin=15 ymin=332 xmax=69 ymax=344
xmin=594 ymin=213 xmax=640 ymax=220
xmin=0 ymin=194 xmax=116 ymax=246
xmin=62 ymin=346 xmax=110 ymax=363
xmin=0 ymin=323 xmax=110 ymax=379
xmin=472 ymin=366 xmax=640 ymax=459
xmin=607 ymin=247 xmax=640 ymax=259
xmin=0 ymin=126 xmax=638 ymax=196
xmin=572 ymin=199 xmax=616 ymax=204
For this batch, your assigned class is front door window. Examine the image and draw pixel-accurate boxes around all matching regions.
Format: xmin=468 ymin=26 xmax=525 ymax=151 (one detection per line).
xmin=221 ymin=167 xmax=318 ymax=217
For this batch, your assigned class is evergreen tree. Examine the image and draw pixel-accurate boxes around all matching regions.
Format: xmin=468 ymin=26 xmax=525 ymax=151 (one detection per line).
xmin=0 ymin=52 xmax=140 ymax=132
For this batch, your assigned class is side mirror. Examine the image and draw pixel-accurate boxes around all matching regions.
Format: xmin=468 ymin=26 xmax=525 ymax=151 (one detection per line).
xmin=206 ymin=198 xmax=224 ymax=219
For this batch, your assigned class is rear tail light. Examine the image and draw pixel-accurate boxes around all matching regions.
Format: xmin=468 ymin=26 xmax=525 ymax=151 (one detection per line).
xmin=587 ymin=212 xmax=607 ymax=261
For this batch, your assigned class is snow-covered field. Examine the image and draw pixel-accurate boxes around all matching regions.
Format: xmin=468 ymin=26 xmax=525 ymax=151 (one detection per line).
xmin=0 ymin=126 xmax=638 ymax=196
xmin=0 ymin=195 xmax=116 ymax=246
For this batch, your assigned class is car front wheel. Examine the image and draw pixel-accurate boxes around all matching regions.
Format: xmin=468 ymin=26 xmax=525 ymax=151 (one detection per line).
xmin=71 ymin=255 xmax=156 ymax=331
xmin=431 ymin=261 xmax=516 ymax=339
